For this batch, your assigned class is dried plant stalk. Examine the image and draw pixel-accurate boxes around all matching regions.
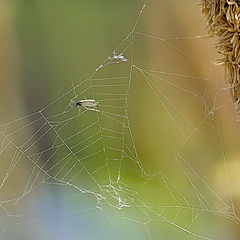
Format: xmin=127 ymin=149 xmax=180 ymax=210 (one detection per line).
xmin=201 ymin=0 xmax=240 ymax=111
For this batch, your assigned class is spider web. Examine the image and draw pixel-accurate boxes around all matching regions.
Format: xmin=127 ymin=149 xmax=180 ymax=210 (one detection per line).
xmin=1 ymin=0 xmax=240 ymax=239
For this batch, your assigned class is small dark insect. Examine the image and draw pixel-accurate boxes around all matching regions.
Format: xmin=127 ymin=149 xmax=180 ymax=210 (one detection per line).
xmin=69 ymin=99 xmax=99 ymax=112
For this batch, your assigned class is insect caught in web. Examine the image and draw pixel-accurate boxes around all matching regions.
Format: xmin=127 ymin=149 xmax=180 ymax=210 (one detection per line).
xmin=69 ymin=98 xmax=100 ymax=112
xmin=69 ymin=81 xmax=100 ymax=112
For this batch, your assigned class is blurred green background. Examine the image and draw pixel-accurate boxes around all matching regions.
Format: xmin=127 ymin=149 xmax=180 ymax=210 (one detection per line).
xmin=1 ymin=0 xmax=240 ymax=239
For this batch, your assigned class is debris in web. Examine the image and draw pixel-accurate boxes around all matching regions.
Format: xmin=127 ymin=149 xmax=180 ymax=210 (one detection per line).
xmin=108 ymin=51 xmax=128 ymax=62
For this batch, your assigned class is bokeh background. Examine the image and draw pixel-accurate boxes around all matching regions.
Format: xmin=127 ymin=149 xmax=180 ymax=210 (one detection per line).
xmin=1 ymin=0 xmax=240 ymax=239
